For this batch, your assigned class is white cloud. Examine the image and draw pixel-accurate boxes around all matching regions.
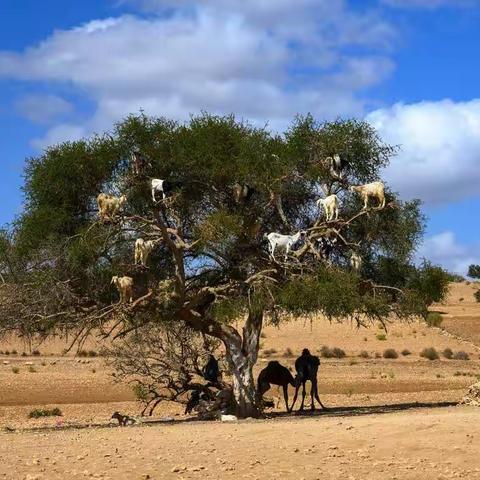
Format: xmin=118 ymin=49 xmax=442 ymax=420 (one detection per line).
xmin=0 ymin=3 xmax=395 ymax=148
xmin=416 ymin=231 xmax=480 ymax=275
xmin=14 ymin=94 xmax=73 ymax=125
xmin=382 ymin=0 xmax=478 ymax=8
xmin=367 ymin=99 xmax=480 ymax=205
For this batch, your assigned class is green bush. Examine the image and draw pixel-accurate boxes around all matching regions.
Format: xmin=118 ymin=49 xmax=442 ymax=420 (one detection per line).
xmin=28 ymin=408 xmax=62 ymax=419
xmin=11 ymin=366 xmax=19 ymax=374
xmin=401 ymin=349 xmax=411 ymax=356
xmin=420 ymin=347 xmax=439 ymax=360
xmin=383 ymin=349 xmax=398 ymax=359
xmin=453 ymin=351 xmax=469 ymax=360
xmin=376 ymin=333 xmax=387 ymax=341
xmin=426 ymin=312 xmax=443 ymax=328
xmin=442 ymin=347 xmax=453 ymax=359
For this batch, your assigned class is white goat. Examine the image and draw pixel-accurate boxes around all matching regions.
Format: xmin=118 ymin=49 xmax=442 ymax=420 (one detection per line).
xmin=265 ymin=231 xmax=306 ymax=262
xmin=97 ymin=193 xmax=127 ymax=221
xmin=350 ymin=252 xmax=363 ymax=272
xmin=134 ymin=238 xmax=156 ymax=266
xmin=151 ymin=179 xmax=166 ymax=202
xmin=316 ymin=194 xmax=339 ymax=221
xmin=349 ymin=181 xmax=385 ymax=210
xmin=111 ymin=275 xmax=134 ymax=303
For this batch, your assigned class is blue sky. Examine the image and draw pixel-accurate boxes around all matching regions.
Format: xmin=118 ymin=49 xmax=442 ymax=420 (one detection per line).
xmin=1 ymin=0 xmax=479 ymax=274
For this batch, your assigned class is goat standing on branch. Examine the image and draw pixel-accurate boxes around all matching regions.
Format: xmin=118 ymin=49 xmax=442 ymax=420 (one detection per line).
xmin=265 ymin=231 xmax=306 ymax=262
xmin=349 ymin=181 xmax=386 ymax=210
xmin=134 ymin=238 xmax=156 ymax=267
xmin=97 ymin=193 xmax=127 ymax=221
xmin=111 ymin=276 xmax=134 ymax=303
xmin=316 ymin=194 xmax=339 ymax=222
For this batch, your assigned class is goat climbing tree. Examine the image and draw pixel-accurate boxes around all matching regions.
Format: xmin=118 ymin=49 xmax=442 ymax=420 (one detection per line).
xmin=0 ymin=113 xmax=448 ymax=418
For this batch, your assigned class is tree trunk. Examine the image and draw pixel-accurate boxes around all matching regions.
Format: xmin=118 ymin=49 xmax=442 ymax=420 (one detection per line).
xmin=222 ymin=309 xmax=263 ymax=418
xmin=225 ymin=341 xmax=260 ymax=418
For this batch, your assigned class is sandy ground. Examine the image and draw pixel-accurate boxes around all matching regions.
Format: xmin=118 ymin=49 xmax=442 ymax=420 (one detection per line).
xmin=0 ymin=281 xmax=479 ymax=478
xmin=1 ymin=405 xmax=480 ymax=480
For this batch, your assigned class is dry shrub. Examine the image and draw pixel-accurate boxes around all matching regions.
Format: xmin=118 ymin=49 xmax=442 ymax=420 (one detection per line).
xmin=453 ymin=351 xmax=470 ymax=360
xmin=420 ymin=347 xmax=439 ymax=360
xmin=442 ymin=347 xmax=453 ymax=359
xmin=28 ymin=408 xmax=62 ymax=419
xmin=320 ymin=346 xmax=346 ymax=359
xmin=401 ymin=349 xmax=411 ymax=356
xmin=263 ymin=348 xmax=277 ymax=357
xmin=358 ymin=350 xmax=370 ymax=359
xmin=383 ymin=349 xmax=398 ymax=359
xmin=283 ymin=348 xmax=294 ymax=358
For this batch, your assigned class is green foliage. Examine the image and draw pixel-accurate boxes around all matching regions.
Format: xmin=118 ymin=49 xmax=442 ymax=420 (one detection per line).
xmin=407 ymin=261 xmax=450 ymax=318
xmin=28 ymin=407 xmax=62 ymax=419
xmin=468 ymin=264 xmax=480 ymax=279
xmin=376 ymin=333 xmax=387 ymax=341
xmin=426 ymin=312 xmax=443 ymax=328
xmin=0 ymin=111 xmax=441 ymax=366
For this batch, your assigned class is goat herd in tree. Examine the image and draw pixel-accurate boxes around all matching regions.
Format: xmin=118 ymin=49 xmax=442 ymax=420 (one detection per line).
xmin=96 ymin=147 xmax=387 ymax=417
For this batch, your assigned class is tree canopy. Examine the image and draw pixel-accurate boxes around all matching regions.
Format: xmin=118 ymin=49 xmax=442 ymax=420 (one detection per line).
xmin=0 ymin=113 xmax=448 ymax=417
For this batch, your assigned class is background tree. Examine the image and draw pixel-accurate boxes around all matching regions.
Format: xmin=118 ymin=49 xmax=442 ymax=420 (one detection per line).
xmin=468 ymin=264 xmax=480 ymax=279
xmin=0 ymin=113 xmax=446 ymax=417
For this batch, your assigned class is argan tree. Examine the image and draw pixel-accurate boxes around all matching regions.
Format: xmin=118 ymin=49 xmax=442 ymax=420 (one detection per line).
xmin=0 ymin=113 xmax=442 ymax=417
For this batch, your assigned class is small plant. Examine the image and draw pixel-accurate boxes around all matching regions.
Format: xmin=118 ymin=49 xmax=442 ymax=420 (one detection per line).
xmin=41 ymin=361 xmax=46 ymax=367
xmin=349 ymin=360 xmax=358 ymax=365
xmin=78 ymin=350 xmax=88 ymax=357
xmin=263 ymin=348 xmax=277 ymax=357
xmin=332 ymin=347 xmax=346 ymax=359
xmin=260 ymin=332 xmax=267 ymax=339
xmin=383 ymin=349 xmax=398 ymax=359
xmin=375 ymin=352 xmax=381 ymax=358
xmin=87 ymin=350 xmax=98 ymax=357
xmin=442 ymin=348 xmax=453 ymax=359
xmin=11 ymin=349 xmax=18 ymax=355
xmin=283 ymin=347 xmax=294 ymax=358
xmin=21 ymin=352 xmax=27 ymax=357
xmin=474 ymin=290 xmax=480 ymax=303
xmin=32 ymin=350 xmax=41 ymax=356
xmin=459 ymin=297 xmax=464 ymax=302
xmin=319 ymin=346 xmax=345 ymax=358
xmin=426 ymin=312 xmax=443 ymax=328
xmin=401 ymin=349 xmax=411 ymax=356
xmin=358 ymin=350 xmax=370 ymax=359
xmin=319 ymin=345 xmax=333 ymax=358
xmin=91 ymin=368 xmax=96 ymax=373
xmin=5 ymin=351 xmax=10 ymax=355
xmin=28 ymin=408 xmax=62 ymax=419
xmin=420 ymin=347 xmax=439 ymax=361
xmin=363 ymin=337 xmax=368 ymax=342
xmin=28 ymin=366 xmax=37 ymax=373
xmin=453 ymin=351 xmax=469 ymax=360
xmin=11 ymin=366 xmax=19 ymax=374
xmin=376 ymin=333 xmax=387 ymax=341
